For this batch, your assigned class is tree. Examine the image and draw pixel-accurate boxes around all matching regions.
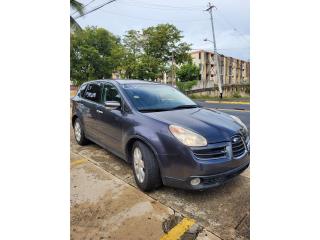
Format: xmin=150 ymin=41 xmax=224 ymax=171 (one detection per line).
xmin=71 ymin=27 xmax=124 ymax=85
xmin=176 ymin=62 xmax=200 ymax=82
xmin=120 ymin=30 xmax=142 ymax=79
xmin=142 ymin=24 xmax=191 ymax=64
xmin=121 ymin=24 xmax=192 ymax=80
xmin=70 ymin=0 xmax=84 ymax=31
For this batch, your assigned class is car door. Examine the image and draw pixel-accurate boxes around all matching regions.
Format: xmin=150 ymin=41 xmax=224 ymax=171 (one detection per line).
xmin=81 ymin=83 xmax=103 ymax=141
xmin=95 ymin=83 xmax=124 ymax=154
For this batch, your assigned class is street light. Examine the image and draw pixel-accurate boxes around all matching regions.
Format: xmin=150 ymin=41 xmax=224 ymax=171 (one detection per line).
xmin=203 ymin=38 xmax=213 ymax=44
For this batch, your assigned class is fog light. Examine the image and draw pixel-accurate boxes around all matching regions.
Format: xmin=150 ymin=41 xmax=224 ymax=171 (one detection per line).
xmin=190 ymin=177 xmax=201 ymax=186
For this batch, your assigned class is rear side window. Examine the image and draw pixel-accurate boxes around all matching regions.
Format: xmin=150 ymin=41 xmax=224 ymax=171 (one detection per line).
xmin=83 ymin=83 xmax=102 ymax=103
xmin=77 ymin=84 xmax=87 ymax=97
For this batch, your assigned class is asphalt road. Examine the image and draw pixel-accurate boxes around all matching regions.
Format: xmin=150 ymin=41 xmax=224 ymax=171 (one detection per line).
xmin=195 ymin=100 xmax=250 ymax=131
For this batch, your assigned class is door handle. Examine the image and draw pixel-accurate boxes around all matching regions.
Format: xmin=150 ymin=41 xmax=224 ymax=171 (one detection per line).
xmin=96 ymin=110 xmax=103 ymax=114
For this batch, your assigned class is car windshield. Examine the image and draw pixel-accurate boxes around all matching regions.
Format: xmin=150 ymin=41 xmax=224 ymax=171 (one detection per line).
xmin=122 ymin=84 xmax=198 ymax=112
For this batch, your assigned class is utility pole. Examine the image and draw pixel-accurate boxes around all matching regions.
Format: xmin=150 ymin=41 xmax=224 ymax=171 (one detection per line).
xmin=205 ymin=2 xmax=223 ymax=99
xmin=171 ymin=52 xmax=175 ymax=86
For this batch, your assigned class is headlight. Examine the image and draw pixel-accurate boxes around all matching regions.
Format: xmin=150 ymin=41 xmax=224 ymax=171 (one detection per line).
xmin=230 ymin=115 xmax=248 ymax=132
xmin=169 ymin=125 xmax=207 ymax=147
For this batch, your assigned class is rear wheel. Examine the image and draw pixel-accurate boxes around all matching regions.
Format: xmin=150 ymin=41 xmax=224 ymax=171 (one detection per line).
xmin=132 ymin=141 xmax=162 ymax=192
xmin=73 ymin=118 xmax=88 ymax=146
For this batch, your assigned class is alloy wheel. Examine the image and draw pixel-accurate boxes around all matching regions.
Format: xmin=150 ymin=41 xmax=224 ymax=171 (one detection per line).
xmin=74 ymin=121 xmax=81 ymax=142
xmin=133 ymin=147 xmax=145 ymax=183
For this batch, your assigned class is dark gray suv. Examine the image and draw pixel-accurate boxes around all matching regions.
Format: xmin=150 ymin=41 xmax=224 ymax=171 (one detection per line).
xmin=71 ymin=80 xmax=250 ymax=191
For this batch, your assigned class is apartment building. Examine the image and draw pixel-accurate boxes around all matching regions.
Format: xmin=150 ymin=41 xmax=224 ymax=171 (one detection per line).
xmin=191 ymin=50 xmax=250 ymax=88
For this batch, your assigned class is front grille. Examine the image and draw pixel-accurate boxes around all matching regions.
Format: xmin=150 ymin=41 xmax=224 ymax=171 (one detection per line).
xmin=202 ymin=163 xmax=249 ymax=185
xmin=192 ymin=146 xmax=227 ymax=159
xmin=232 ymin=135 xmax=246 ymax=157
xmin=202 ymin=176 xmax=227 ymax=185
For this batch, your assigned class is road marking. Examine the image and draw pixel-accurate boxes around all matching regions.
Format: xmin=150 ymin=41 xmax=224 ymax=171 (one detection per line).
xmin=210 ymin=108 xmax=250 ymax=112
xmin=205 ymin=100 xmax=249 ymax=105
xmin=71 ymin=159 xmax=87 ymax=167
xmin=160 ymin=217 xmax=196 ymax=240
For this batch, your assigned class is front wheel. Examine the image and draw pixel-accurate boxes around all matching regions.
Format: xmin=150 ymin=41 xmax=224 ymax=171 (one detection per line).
xmin=73 ymin=118 xmax=88 ymax=146
xmin=132 ymin=141 xmax=162 ymax=192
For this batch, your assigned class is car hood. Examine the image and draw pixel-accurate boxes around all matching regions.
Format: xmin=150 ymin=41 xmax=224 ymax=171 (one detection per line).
xmin=143 ymin=107 xmax=243 ymax=143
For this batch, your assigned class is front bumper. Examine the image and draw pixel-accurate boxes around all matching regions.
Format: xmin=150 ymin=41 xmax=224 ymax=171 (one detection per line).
xmin=159 ymin=138 xmax=250 ymax=190
xmin=162 ymin=161 xmax=249 ymax=190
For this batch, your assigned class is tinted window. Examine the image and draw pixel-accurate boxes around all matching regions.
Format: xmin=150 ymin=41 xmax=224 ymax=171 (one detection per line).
xmin=83 ymin=83 xmax=102 ymax=102
xmin=103 ymin=84 xmax=121 ymax=103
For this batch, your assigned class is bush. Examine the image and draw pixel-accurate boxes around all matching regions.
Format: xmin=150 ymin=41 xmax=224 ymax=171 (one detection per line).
xmin=232 ymin=92 xmax=242 ymax=98
xmin=176 ymin=63 xmax=200 ymax=82
xmin=176 ymin=80 xmax=198 ymax=93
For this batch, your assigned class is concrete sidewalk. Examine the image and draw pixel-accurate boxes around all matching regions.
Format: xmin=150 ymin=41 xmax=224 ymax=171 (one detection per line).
xmin=71 ymin=152 xmax=220 ymax=240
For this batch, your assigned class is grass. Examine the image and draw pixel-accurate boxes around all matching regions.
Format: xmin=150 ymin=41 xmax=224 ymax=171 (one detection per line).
xmin=189 ymin=94 xmax=250 ymax=102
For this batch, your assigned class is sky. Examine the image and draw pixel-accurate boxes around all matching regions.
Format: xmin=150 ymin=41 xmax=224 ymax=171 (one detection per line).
xmin=73 ymin=0 xmax=250 ymax=60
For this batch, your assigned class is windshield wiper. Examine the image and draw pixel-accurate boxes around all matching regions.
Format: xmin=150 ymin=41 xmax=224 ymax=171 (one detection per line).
xmin=139 ymin=105 xmax=198 ymax=112
xmin=169 ymin=104 xmax=199 ymax=110
xmin=139 ymin=108 xmax=170 ymax=112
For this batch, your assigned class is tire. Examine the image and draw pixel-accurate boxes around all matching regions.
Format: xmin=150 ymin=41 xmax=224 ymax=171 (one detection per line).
xmin=73 ymin=118 xmax=88 ymax=146
xmin=132 ymin=141 xmax=162 ymax=192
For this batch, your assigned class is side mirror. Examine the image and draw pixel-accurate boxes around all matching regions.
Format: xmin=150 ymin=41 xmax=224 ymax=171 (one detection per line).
xmin=104 ymin=101 xmax=121 ymax=110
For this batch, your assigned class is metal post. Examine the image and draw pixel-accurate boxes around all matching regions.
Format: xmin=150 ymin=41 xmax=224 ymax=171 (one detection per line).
xmin=206 ymin=2 xmax=223 ymax=98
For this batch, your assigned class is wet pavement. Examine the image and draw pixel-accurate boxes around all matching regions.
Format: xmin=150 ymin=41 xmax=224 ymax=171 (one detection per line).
xmin=71 ymin=152 xmax=173 ymax=240
xmin=70 ymin=127 xmax=250 ymax=240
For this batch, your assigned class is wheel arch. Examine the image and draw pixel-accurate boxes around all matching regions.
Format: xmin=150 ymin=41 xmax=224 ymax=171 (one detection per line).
xmin=71 ymin=115 xmax=78 ymax=127
xmin=125 ymin=135 xmax=160 ymax=166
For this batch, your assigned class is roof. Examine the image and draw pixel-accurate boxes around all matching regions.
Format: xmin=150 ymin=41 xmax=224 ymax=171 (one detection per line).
xmin=114 ymin=79 xmax=156 ymax=85
xmin=81 ymin=79 xmax=158 ymax=85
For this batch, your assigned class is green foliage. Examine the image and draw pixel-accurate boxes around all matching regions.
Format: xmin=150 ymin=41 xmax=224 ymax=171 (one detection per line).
xmin=176 ymin=80 xmax=198 ymax=93
xmin=232 ymin=92 xmax=242 ymax=98
xmin=70 ymin=0 xmax=84 ymax=31
xmin=176 ymin=62 xmax=200 ymax=82
xmin=120 ymin=24 xmax=191 ymax=80
xmin=70 ymin=27 xmax=124 ymax=85
xmin=142 ymin=24 xmax=191 ymax=63
xmin=70 ymin=24 xmax=193 ymax=84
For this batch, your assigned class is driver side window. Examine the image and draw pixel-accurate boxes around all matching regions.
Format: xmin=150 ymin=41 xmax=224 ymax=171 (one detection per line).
xmin=103 ymin=84 xmax=121 ymax=103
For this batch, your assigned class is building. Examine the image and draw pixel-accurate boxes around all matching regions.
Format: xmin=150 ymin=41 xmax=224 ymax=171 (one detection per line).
xmin=191 ymin=50 xmax=250 ymax=89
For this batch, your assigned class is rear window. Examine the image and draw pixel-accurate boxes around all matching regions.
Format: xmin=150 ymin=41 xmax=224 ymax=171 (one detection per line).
xmin=83 ymin=83 xmax=102 ymax=103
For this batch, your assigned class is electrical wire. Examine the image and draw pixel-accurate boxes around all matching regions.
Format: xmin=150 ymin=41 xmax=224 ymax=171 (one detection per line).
xmin=74 ymin=0 xmax=117 ymax=19
xmin=118 ymin=2 xmax=201 ymax=12
xmin=100 ymin=9 xmax=210 ymax=23
xmin=215 ymin=9 xmax=250 ymax=44
xmin=125 ymin=0 xmax=203 ymax=10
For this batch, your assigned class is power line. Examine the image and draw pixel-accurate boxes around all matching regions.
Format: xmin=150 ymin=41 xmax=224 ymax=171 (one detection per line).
xmin=215 ymin=10 xmax=250 ymax=44
xmin=119 ymin=2 xmax=201 ymax=12
xmin=74 ymin=0 xmax=117 ymax=19
xmin=126 ymin=0 xmax=203 ymax=10
xmin=100 ymin=9 xmax=210 ymax=23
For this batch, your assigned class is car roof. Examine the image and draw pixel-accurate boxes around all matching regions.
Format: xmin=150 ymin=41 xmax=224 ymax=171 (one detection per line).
xmin=83 ymin=79 xmax=159 ymax=85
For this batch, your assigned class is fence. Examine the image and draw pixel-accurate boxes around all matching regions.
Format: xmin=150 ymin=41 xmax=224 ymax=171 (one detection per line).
xmin=185 ymin=84 xmax=250 ymax=98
